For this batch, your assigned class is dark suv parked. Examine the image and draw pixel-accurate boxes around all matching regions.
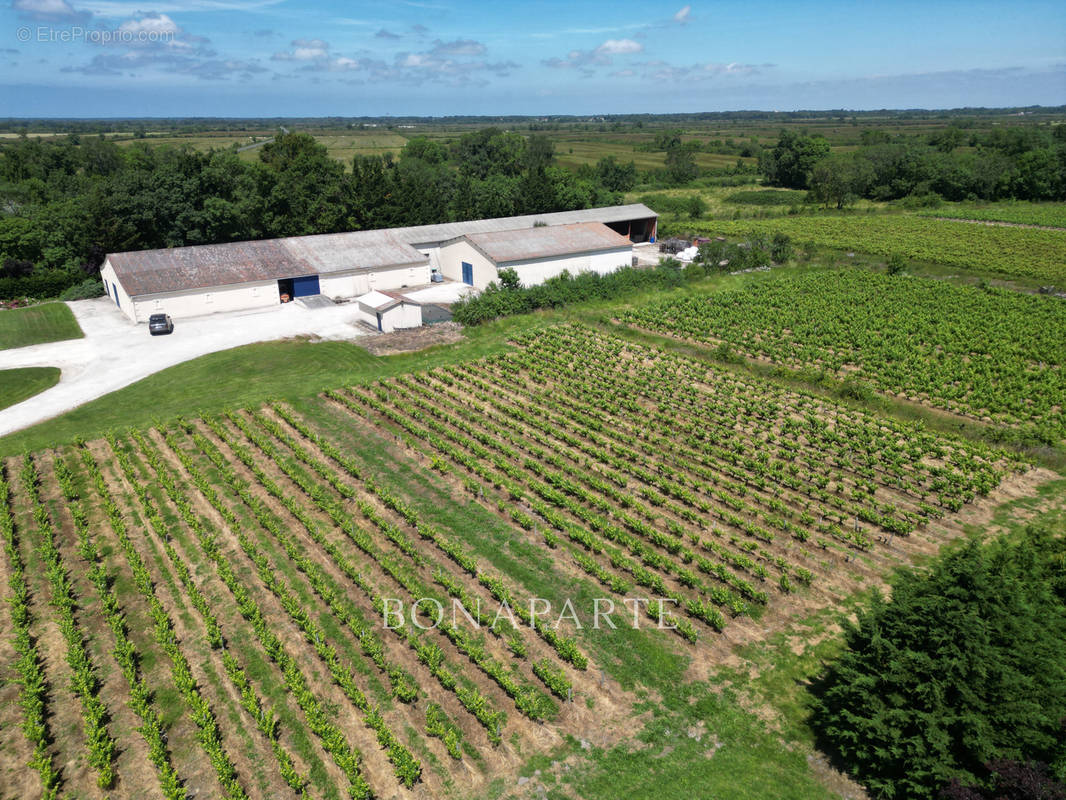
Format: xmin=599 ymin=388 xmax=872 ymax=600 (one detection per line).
xmin=148 ymin=313 xmax=174 ymax=335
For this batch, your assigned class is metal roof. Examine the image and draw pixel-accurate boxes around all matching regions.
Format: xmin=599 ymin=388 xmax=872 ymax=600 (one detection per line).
xmin=464 ymin=222 xmax=632 ymax=265
xmin=108 ymin=203 xmax=657 ymax=297
xmin=394 ymin=203 xmax=657 ymax=245
xmin=109 ymin=229 xmax=428 ymax=297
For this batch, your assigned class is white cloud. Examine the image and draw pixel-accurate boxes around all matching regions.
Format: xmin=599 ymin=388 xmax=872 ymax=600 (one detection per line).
xmin=117 ymin=12 xmax=181 ymax=36
xmin=641 ymin=60 xmax=770 ymax=82
xmin=273 ymin=38 xmax=330 ymax=61
xmin=544 ymin=37 xmax=643 ymax=70
xmin=596 ymin=38 xmax=643 ymax=55
xmin=13 ymin=0 xmax=90 ymax=21
xmin=674 ymin=5 xmax=691 ymax=23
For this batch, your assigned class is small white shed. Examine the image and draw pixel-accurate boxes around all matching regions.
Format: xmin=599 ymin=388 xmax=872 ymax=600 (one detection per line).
xmin=354 ymin=290 xmax=423 ymax=333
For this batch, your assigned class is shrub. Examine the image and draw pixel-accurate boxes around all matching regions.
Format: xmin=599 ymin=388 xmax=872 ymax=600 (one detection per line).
xmin=887 ymin=253 xmax=907 ymax=275
xmin=59 ymin=278 xmax=105 ymax=301
xmin=451 ymin=264 xmax=684 ymax=326
xmin=838 ymin=376 xmax=875 ymax=402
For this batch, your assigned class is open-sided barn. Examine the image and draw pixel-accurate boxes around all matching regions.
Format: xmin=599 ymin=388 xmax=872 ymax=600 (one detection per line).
xmin=99 ymin=204 xmax=657 ymax=323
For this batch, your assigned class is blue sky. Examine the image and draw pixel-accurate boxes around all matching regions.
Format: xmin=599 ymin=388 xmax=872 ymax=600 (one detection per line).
xmin=2 ymin=0 xmax=1064 ymax=117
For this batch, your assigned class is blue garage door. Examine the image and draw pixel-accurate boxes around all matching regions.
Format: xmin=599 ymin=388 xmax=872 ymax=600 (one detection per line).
xmin=292 ymin=275 xmax=321 ymax=297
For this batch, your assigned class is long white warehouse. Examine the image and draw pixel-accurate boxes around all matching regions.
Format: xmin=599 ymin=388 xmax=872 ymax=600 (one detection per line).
xmin=99 ymin=204 xmax=657 ymax=323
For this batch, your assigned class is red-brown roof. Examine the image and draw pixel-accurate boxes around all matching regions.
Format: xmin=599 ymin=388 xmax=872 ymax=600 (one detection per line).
xmin=108 ymin=230 xmax=427 ymax=297
xmin=462 ymin=222 xmax=631 ymax=265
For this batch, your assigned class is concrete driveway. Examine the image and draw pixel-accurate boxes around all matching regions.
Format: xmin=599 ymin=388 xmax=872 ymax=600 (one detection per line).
xmin=0 ymin=297 xmax=371 ymax=437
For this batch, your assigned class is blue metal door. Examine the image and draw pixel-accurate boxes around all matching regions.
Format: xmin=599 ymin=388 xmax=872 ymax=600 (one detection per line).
xmin=292 ymin=275 xmax=321 ymax=297
xmin=461 ymin=262 xmax=473 ymax=285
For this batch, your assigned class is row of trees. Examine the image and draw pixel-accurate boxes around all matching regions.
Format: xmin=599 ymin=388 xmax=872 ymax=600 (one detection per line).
xmin=0 ymin=129 xmax=625 ymax=299
xmin=761 ymin=125 xmax=1066 ymax=205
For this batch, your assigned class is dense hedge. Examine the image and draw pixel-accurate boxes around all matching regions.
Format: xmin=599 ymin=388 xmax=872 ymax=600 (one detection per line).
xmin=451 ymin=263 xmax=684 ymax=326
xmin=0 ymin=272 xmax=83 ymax=300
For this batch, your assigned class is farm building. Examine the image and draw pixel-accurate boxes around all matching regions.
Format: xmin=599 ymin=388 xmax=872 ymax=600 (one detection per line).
xmin=354 ymin=290 xmax=423 ymax=332
xmin=100 ymin=204 xmax=657 ymax=323
xmin=437 ymin=222 xmax=633 ymax=290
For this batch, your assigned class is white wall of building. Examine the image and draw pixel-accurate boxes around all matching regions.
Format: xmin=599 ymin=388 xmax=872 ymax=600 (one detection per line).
xmin=99 ymin=259 xmax=138 ymax=322
xmin=384 ymin=303 xmax=423 ymax=332
xmin=437 ymin=240 xmax=633 ymax=291
xmin=503 ymin=246 xmax=632 ymax=286
xmin=355 ymin=301 xmax=423 ymax=332
xmin=110 ymin=262 xmax=431 ymax=323
xmin=132 ymin=280 xmax=278 ymax=323
xmin=319 ymin=264 xmax=430 ymax=300
xmin=438 ymin=240 xmax=498 ymax=289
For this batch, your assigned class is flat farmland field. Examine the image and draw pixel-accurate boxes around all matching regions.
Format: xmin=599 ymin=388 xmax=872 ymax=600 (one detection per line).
xmin=0 ymin=323 xmax=1033 ymax=800
xmin=553 ymin=138 xmax=754 ymax=171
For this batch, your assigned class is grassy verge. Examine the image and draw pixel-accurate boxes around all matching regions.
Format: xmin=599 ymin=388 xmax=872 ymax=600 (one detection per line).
xmin=0 ymin=367 xmax=61 ymax=411
xmin=477 ymin=598 xmax=864 ymax=800
xmin=0 ymin=302 xmax=84 ymax=350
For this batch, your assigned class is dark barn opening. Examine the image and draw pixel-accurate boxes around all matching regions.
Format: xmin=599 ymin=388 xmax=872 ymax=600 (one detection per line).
xmin=604 ymin=216 xmax=658 ymax=243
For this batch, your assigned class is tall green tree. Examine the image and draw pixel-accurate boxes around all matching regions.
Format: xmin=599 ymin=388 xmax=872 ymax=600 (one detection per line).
xmin=811 ymin=527 xmax=1066 ymax=800
xmin=663 ymin=145 xmax=698 ymax=185
xmin=808 ymin=154 xmax=874 ymax=209
xmin=759 ymin=130 xmax=831 ymax=189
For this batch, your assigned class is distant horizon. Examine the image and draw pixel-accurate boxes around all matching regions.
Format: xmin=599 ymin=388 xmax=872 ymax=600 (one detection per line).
xmin=2 ymin=103 xmax=1065 ymax=123
xmin=2 ymin=0 xmax=1063 ymax=117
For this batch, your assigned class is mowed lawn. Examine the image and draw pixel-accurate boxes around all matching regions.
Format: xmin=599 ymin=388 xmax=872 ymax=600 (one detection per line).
xmin=0 ymin=367 xmax=61 ymax=411
xmin=0 ymin=302 xmax=84 ymax=350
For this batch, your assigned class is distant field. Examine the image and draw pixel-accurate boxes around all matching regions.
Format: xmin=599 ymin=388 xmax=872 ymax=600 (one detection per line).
xmin=916 ymin=201 xmax=1066 ymax=228
xmin=312 ymin=133 xmax=410 ymax=163
xmin=633 ymin=185 xmax=893 ymax=221
xmin=119 ymin=134 xmax=255 ymax=151
xmin=554 ymin=139 xmax=754 ymax=172
xmin=0 ymin=302 xmax=84 ymax=350
xmin=0 ymin=367 xmax=60 ymax=411
xmin=685 ymin=214 xmax=1066 ymax=283
xmin=111 ymin=130 xmax=411 ymax=166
